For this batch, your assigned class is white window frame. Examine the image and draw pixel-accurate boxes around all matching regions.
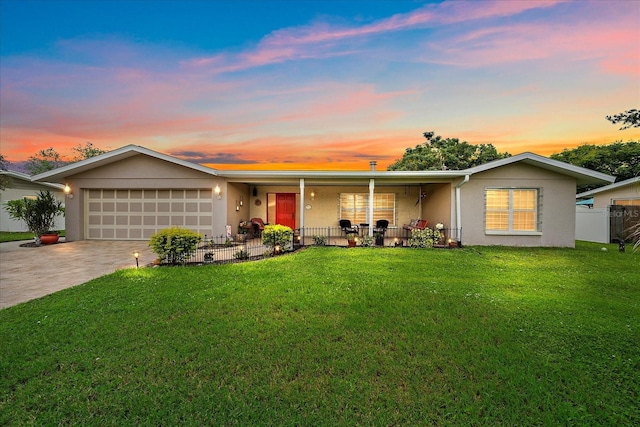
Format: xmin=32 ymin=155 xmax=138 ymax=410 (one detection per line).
xmin=485 ymin=188 xmax=542 ymax=235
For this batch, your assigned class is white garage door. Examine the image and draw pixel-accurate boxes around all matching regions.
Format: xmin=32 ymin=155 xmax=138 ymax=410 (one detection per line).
xmin=86 ymin=189 xmax=213 ymax=240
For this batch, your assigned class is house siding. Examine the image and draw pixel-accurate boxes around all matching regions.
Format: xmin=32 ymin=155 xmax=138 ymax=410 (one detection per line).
xmin=460 ymin=163 xmax=577 ymax=247
xmin=592 ymin=183 xmax=640 ymax=208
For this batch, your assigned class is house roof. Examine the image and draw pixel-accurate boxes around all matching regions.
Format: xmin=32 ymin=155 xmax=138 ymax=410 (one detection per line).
xmin=576 ymin=176 xmax=640 ymax=198
xmin=0 ymin=170 xmax=64 ymax=190
xmin=31 ymin=144 xmax=219 ymax=183
xmin=465 ymin=152 xmax=615 ymax=186
xmin=30 ymin=145 xmax=616 ymax=186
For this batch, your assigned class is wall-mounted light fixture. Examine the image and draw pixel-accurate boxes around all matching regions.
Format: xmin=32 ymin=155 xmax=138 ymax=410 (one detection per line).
xmin=239 ymin=196 xmax=244 ymax=206
xmin=214 ymin=184 xmax=222 ymax=199
xmin=64 ymin=184 xmax=73 ymax=198
xmin=310 ymin=191 xmax=315 ymax=200
xmin=235 ymin=200 xmax=240 ymax=211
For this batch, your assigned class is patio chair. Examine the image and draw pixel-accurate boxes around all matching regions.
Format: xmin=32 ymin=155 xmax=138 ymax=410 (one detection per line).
xmin=339 ymin=219 xmax=359 ymax=237
xmin=249 ymin=217 xmax=266 ymax=237
xmin=374 ymin=219 xmax=389 ymax=245
xmin=374 ymin=219 xmax=389 ymax=235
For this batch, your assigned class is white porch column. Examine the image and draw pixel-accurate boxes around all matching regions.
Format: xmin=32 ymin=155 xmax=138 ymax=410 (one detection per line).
xmin=455 ymin=175 xmax=470 ymax=243
xmin=369 ymin=179 xmax=375 ymax=237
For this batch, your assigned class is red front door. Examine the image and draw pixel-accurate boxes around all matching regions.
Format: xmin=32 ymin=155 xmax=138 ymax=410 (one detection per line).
xmin=275 ymin=193 xmax=296 ymax=229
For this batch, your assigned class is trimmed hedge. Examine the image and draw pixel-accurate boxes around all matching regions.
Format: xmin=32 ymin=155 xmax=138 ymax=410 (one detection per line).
xmin=262 ymin=224 xmax=293 ymax=254
xmin=149 ymin=227 xmax=202 ymax=265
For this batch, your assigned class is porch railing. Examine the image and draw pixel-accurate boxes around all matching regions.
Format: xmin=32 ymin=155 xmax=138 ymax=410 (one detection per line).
xmin=174 ymin=226 xmax=462 ymax=265
xmin=295 ymin=226 xmax=462 ymax=247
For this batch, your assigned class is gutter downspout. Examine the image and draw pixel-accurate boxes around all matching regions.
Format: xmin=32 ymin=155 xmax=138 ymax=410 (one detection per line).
xmin=299 ymin=179 xmax=305 ymax=239
xmin=369 ymin=179 xmax=375 ymax=237
xmin=455 ymin=175 xmax=470 ymax=245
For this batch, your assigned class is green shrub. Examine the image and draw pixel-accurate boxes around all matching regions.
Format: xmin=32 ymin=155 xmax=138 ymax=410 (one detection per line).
xmin=234 ymin=249 xmax=249 ymax=260
xmin=408 ymin=228 xmax=441 ymax=248
xmin=149 ymin=227 xmax=202 ymax=265
xmin=360 ymin=235 xmax=374 ymax=247
xmin=262 ymin=224 xmax=294 ymax=253
xmin=312 ymin=235 xmax=328 ymax=246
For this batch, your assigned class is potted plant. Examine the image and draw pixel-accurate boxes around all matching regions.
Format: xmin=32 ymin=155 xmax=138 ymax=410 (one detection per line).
xmin=347 ymin=233 xmax=357 ymax=247
xmin=4 ymin=190 xmax=64 ymax=245
xmin=237 ymin=221 xmax=248 ymax=241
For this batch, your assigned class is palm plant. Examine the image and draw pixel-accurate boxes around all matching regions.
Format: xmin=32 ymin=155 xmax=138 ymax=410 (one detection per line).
xmin=4 ymin=190 xmax=64 ymax=244
xmin=629 ymin=221 xmax=640 ymax=251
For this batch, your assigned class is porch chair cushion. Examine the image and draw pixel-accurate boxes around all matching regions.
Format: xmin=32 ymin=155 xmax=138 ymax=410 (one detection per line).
xmin=339 ymin=219 xmax=359 ymax=235
xmin=374 ymin=219 xmax=389 ymax=235
xmin=250 ymin=217 xmax=266 ymax=236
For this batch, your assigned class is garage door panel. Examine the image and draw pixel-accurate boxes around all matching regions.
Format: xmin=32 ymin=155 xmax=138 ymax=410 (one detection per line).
xmin=86 ymin=189 xmax=213 ymax=240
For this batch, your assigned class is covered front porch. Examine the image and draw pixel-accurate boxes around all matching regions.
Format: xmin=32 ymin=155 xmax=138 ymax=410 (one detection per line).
xmin=219 ymin=170 xmax=465 ymax=246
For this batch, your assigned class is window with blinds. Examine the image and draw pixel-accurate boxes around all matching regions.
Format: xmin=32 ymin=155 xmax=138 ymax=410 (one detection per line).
xmin=340 ymin=193 xmax=395 ymax=226
xmin=613 ymin=199 xmax=640 ymax=206
xmin=485 ymin=189 xmax=538 ymax=232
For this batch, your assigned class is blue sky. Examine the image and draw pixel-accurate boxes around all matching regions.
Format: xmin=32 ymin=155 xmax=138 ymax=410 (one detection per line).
xmin=1 ymin=0 xmax=638 ymax=170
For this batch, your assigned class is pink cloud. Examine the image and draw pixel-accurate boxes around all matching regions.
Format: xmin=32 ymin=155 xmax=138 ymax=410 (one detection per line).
xmin=183 ymin=0 xmax=566 ymax=73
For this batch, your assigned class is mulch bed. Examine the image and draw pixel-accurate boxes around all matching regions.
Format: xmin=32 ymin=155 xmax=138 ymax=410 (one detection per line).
xmin=18 ymin=242 xmax=65 ymax=248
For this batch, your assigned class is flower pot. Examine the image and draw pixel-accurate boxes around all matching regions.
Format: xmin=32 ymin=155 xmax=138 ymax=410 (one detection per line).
xmin=348 ymin=240 xmax=356 ymax=248
xmin=39 ymin=233 xmax=59 ymax=245
xmin=375 ymin=236 xmax=384 ymax=246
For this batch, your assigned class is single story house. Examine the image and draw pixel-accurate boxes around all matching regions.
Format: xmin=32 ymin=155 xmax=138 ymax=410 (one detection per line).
xmin=0 ymin=170 xmax=65 ymax=232
xmin=32 ymin=145 xmax=614 ymax=247
xmin=576 ymin=177 xmax=640 ymax=243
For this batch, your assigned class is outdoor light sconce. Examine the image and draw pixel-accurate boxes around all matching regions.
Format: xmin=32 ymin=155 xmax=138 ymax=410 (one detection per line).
xmin=235 ymin=201 xmax=240 ymax=211
xmin=310 ymin=191 xmax=315 ymax=200
xmin=133 ymin=251 xmax=139 ymax=268
xmin=239 ymin=196 xmax=244 ymax=206
xmin=64 ymin=184 xmax=73 ymax=198
xmin=214 ymin=184 xmax=222 ymax=199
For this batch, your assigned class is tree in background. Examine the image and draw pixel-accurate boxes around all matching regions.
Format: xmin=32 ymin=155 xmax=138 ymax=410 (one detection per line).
xmin=387 ymin=131 xmax=511 ymax=171
xmin=0 ymin=154 xmax=11 ymax=190
xmin=550 ymin=141 xmax=640 ymax=192
xmin=24 ymin=142 xmax=106 ymax=175
xmin=25 ymin=147 xmax=66 ymax=175
xmin=606 ymin=109 xmax=640 ymax=130
xmin=71 ymin=142 xmax=106 ymax=161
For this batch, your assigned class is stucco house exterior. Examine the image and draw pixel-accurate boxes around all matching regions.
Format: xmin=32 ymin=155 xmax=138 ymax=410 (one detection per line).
xmin=0 ymin=170 xmax=65 ymax=232
xmin=576 ymin=177 xmax=640 ymax=243
xmin=32 ymin=145 xmax=614 ymax=247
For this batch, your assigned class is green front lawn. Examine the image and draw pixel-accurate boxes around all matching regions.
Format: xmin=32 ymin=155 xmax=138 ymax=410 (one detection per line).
xmin=0 ymin=230 xmax=65 ymax=243
xmin=1 ymin=243 xmax=638 ymax=425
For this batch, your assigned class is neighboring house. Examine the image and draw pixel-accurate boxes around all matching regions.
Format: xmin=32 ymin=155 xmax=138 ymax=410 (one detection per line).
xmin=576 ymin=177 xmax=640 ymax=243
xmin=32 ymin=145 xmax=613 ymax=247
xmin=0 ymin=170 xmax=65 ymax=232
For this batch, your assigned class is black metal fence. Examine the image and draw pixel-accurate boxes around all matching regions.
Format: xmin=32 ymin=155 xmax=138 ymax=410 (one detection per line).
xmin=296 ymin=226 xmax=462 ymax=248
xmin=170 ymin=226 xmax=462 ymax=265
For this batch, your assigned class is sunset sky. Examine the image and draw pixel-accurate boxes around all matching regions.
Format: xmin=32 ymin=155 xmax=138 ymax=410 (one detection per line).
xmin=1 ymin=0 xmax=638 ymax=171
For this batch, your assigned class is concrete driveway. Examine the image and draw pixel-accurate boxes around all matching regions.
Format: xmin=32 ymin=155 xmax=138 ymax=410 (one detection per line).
xmin=0 ymin=240 xmax=155 ymax=309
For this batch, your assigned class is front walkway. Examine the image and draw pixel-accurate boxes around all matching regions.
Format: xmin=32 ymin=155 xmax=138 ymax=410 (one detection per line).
xmin=0 ymin=240 xmax=154 ymax=309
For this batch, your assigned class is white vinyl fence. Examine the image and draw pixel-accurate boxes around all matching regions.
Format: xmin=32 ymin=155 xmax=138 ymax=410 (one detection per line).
xmin=575 ymin=206 xmax=608 ymax=244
